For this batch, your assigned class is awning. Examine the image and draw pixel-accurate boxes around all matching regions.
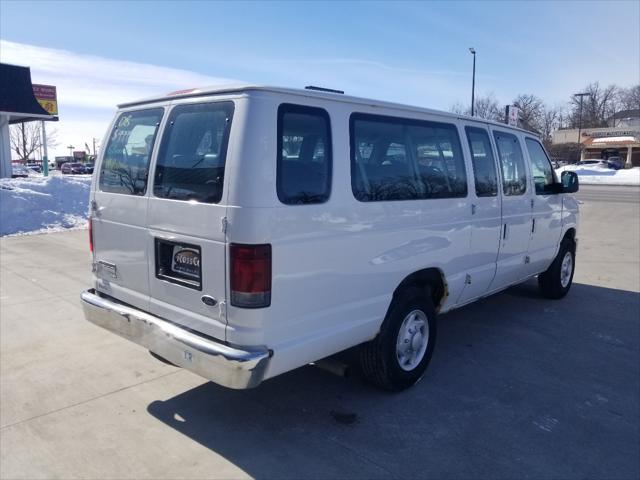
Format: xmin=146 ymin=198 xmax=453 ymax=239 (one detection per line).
xmin=584 ymin=136 xmax=638 ymax=147
xmin=592 ymin=136 xmax=637 ymax=143
xmin=0 ymin=63 xmax=55 ymax=124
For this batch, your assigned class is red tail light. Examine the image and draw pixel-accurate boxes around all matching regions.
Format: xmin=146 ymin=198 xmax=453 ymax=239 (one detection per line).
xmin=230 ymin=244 xmax=271 ymax=308
xmin=88 ymin=217 xmax=94 ymax=253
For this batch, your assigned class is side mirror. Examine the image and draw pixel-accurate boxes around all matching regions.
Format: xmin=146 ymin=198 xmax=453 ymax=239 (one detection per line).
xmin=561 ymin=171 xmax=579 ymax=193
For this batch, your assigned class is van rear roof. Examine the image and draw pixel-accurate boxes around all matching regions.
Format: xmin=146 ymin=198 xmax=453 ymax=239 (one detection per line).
xmin=117 ymin=84 xmax=536 ymax=136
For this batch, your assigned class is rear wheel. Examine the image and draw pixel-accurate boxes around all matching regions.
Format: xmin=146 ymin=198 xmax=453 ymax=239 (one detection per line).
xmin=538 ymin=239 xmax=575 ymax=299
xmin=360 ymin=286 xmax=437 ymax=391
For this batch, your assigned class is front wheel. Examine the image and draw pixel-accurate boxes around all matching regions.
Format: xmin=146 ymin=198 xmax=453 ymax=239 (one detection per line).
xmin=359 ymin=286 xmax=437 ymax=391
xmin=538 ymin=239 xmax=575 ymax=299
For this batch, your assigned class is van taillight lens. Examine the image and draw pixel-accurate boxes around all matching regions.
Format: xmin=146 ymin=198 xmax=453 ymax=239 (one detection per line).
xmin=230 ymin=244 xmax=271 ymax=308
xmin=88 ymin=218 xmax=94 ymax=253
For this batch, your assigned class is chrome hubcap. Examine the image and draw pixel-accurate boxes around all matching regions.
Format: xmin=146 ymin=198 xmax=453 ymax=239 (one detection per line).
xmin=560 ymin=251 xmax=573 ymax=288
xmin=396 ymin=309 xmax=429 ymax=371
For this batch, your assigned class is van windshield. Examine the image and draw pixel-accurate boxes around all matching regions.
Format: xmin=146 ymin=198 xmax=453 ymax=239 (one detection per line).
xmin=154 ymin=102 xmax=234 ymax=204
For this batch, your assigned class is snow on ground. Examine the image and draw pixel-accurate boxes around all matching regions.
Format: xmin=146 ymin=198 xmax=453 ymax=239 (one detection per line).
xmin=555 ymin=166 xmax=640 ymax=186
xmin=0 ymin=175 xmax=91 ymax=236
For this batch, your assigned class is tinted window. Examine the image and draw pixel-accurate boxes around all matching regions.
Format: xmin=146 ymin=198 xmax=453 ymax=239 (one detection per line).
xmin=351 ymin=114 xmax=467 ymax=201
xmin=465 ymin=126 xmax=498 ymax=197
xmin=277 ymin=104 xmax=331 ymax=204
xmin=154 ymin=102 xmax=233 ymax=203
xmin=493 ymin=131 xmax=527 ymax=196
xmin=99 ymin=108 xmax=163 ymax=195
xmin=525 ymin=138 xmax=556 ymax=194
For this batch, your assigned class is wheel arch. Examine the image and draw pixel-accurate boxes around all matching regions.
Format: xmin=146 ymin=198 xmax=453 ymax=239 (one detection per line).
xmin=392 ymin=267 xmax=448 ymax=312
xmin=563 ymin=227 xmax=577 ymax=245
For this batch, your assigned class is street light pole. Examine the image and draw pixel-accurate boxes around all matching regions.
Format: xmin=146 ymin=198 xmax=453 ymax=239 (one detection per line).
xmin=469 ymin=47 xmax=476 ymax=116
xmin=41 ymin=121 xmax=49 ymax=177
xmin=574 ymin=92 xmax=590 ymax=145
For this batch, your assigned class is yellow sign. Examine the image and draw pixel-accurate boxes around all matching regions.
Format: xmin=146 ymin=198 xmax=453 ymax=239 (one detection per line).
xmin=33 ymin=84 xmax=58 ymax=116
xmin=36 ymin=99 xmax=58 ymax=115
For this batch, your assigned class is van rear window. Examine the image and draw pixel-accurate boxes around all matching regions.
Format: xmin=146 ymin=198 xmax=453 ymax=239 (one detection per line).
xmin=99 ymin=108 xmax=164 ymax=196
xmin=154 ymin=102 xmax=234 ymax=204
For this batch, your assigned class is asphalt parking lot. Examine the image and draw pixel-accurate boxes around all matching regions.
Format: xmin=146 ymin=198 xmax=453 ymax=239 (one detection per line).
xmin=1 ymin=185 xmax=639 ymax=480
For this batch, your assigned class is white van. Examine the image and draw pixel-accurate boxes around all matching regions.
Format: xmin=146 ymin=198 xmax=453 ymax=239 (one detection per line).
xmin=81 ymin=85 xmax=579 ymax=391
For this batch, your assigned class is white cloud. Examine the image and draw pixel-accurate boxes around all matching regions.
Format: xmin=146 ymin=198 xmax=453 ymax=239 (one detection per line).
xmin=0 ymin=39 xmax=241 ymax=109
xmin=1 ymin=39 xmax=242 ymax=159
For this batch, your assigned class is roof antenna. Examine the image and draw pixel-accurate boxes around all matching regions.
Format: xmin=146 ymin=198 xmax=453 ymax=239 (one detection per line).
xmin=305 ymin=85 xmax=344 ymax=94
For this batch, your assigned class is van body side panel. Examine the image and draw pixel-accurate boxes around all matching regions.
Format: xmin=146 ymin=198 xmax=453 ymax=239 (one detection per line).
xmin=225 ymin=95 xmax=471 ymax=379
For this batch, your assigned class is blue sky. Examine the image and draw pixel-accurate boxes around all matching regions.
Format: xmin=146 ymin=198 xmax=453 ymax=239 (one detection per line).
xmin=1 ymin=0 xmax=638 ymax=158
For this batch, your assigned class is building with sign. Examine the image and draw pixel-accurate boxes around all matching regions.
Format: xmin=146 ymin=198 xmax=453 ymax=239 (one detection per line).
xmin=0 ymin=63 xmax=58 ymax=178
xmin=551 ymin=110 xmax=640 ymax=167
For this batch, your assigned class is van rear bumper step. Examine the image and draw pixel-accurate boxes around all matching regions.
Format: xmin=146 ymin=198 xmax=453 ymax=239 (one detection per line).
xmin=80 ymin=289 xmax=271 ymax=389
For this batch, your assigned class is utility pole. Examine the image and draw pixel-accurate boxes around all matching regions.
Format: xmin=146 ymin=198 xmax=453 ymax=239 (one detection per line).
xmin=21 ymin=122 xmax=27 ymax=163
xmin=67 ymin=144 xmax=75 ymax=159
xmin=469 ymin=47 xmax=476 ymax=116
xmin=574 ymin=92 xmax=591 ymax=145
xmin=41 ymin=121 xmax=49 ymax=176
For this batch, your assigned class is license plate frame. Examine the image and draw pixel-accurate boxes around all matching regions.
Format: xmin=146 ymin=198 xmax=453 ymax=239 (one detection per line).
xmin=155 ymin=238 xmax=202 ymax=290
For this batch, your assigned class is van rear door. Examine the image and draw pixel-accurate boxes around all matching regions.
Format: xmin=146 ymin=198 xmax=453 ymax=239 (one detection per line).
xmin=92 ymin=107 xmax=165 ymax=311
xmin=146 ymin=101 xmax=234 ymax=341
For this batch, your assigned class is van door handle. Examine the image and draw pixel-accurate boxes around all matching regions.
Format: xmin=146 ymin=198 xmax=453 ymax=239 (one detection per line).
xmin=531 ymin=218 xmax=536 ymax=233
xmin=503 ymin=223 xmax=508 ymax=240
xmin=471 ymin=204 xmax=477 ymax=215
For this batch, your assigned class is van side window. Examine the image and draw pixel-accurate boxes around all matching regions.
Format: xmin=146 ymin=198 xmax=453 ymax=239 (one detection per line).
xmin=525 ymin=138 xmax=557 ymax=194
xmin=99 ymin=108 xmax=164 ymax=195
xmin=351 ymin=114 xmax=467 ymax=201
xmin=277 ymin=104 xmax=332 ymax=205
xmin=465 ymin=126 xmax=498 ymax=197
xmin=493 ymin=131 xmax=527 ymax=196
xmin=154 ymin=101 xmax=234 ymax=204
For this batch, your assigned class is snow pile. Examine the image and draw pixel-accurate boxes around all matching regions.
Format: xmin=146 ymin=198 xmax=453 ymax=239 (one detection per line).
xmin=0 ymin=175 xmax=92 ymax=236
xmin=555 ymin=166 xmax=640 ymax=186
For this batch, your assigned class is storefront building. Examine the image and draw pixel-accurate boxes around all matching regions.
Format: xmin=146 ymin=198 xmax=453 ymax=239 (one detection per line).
xmin=552 ymin=110 xmax=640 ymax=167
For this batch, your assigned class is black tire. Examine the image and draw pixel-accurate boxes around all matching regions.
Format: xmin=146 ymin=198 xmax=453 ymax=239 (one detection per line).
xmin=359 ymin=286 xmax=437 ymax=391
xmin=538 ymin=239 xmax=575 ymax=299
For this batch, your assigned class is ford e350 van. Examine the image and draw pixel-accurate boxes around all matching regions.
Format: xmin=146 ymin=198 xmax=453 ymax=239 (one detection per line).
xmin=80 ymin=85 xmax=579 ymax=391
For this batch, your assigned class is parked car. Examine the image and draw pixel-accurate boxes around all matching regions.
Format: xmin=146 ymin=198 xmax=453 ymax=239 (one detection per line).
xmin=11 ymin=165 xmax=31 ymax=178
xmin=61 ymin=162 xmax=86 ymax=174
xmin=84 ymin=163 xmax=95 ymax=174
xmin=605 ymin=156 xmax=624 ymax=170
xmin=81 ymin=85 xmax=580 ymax=391
xmin=25 ymin=163 xmax=42 ymax=173
xmin=576 ymin=159 xmax=606 ymax=167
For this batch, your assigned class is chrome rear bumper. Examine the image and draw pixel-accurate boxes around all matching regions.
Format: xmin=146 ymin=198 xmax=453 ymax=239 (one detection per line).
xmin=80 ymin=289 xmax=271 ymax=389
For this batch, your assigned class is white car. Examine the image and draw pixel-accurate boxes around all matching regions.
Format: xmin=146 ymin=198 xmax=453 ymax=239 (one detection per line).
xmin=81 ymin=85 xmax=580 ymax=391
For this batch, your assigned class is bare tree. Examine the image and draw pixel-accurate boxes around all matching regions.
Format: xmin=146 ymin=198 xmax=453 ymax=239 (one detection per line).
xmin=450 ymin=93 xmax=503 ymax=121
xmin=9 ymin=122 xmax=58 ymax=162
xmin=513 ymin=94 xmax=544 ymax=132
xmin=619 ymin=84 xmax=640 ymax=111
xmin=539 ymin=104 xmax=562 ymax=147
xmin=449 ymin=102 xmax=467 ymax=115
xmin=568 ymin=82 xmax=618 ymax=128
